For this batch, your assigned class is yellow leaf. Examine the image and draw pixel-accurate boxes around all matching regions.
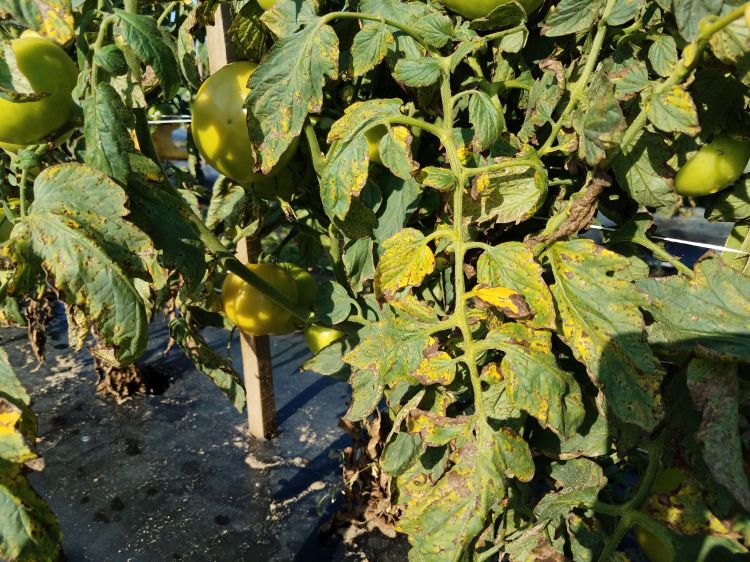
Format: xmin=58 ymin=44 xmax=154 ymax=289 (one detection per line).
xmin=412 ymin=348 xmax=455 ymax=386
xmin=376 ymin=228 xmax=435 ymax=298
xmin=467 ymin=286 xmax=531 ymax=318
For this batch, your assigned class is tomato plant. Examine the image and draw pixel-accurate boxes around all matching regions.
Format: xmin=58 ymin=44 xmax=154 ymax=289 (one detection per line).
xmin=1 ymin=1 xmax=750 ymax=561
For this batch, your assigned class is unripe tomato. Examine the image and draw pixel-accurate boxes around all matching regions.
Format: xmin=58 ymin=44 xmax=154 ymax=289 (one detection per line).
xmin=258 ymin=0 xmax=276 ymax=9
xmin=278 ymin=263 xmax=318 ymax=307
xmin=439 ymin=0 xmax=543 ymax=19
xmin=192 ymin=62 xmax=298 ymax=185
xmin=635 ymin=525 xmax=673 ymax=562
xmin=304 ymin=324 xmax=346 ymax=354
xmin=221 ymin=265 xmax=298 ymax=336
xmin=674 ymin=135 xmax=750 ymax=197
xmin=252 ymin=168 xmax=296 ymax=201
xmin=365 ymin=125 xmax=387 ymax=165
xmin=0 ymin=36 xmax=78 ymax=151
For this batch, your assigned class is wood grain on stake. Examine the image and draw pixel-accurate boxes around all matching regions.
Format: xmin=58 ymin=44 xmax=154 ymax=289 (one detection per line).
xmin=206 ymin=5 xmax=278 ymax=439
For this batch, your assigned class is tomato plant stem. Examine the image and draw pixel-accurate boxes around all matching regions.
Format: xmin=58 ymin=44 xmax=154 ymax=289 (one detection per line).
xmin=440 ymin=70 xmax=486 ymax=422
xmin=538 ymin=0 xmax=619 ymax=156
xmin=596 ymin=436 xmax=666 ymax=561
xmin=18 ymin=168 xmax=27 ymax=218
xmin=323 ymin=12 xmax=436 ymax=53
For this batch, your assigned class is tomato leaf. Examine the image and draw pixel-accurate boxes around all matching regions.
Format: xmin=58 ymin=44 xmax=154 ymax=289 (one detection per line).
xmin=575 ymin=75 xmax=626 ymax=166
xmin=322 ymin=99 xmax=404 ymax=219
xmin=468 ymin=91 xmax=504 ymax=151
xmin=673 ymin=0 xmax=723 ymax=41
xmin=686 ymin=358 xmax=750 ymax=510
xmin=486 ymin=324 xmax=585 ymax=439
xmin=114 ymin=8 xmax=181 ymax=100
xmin=648 ymin=35 xmax=678 ymax=77
xmin=379 ymin=126 xmax=418 ymax=180
xmin=612 ymin=130 xmax=678 ymax=208
xmin=466 ymin=164 xmax=548 ymax=225
xmin=351 ymin=24 xmax=393 ymax=77
xmin=543 ymin=0 xmax=601 ymax=37
xmin=344 ymin=300 xmax=434 ymax=388
xmin=534 ymin=459 xmax=607 ymax=522
xmin=375 ymin=228 xmax=435 ymax=299
xmin=260 ymin=0 xmax=318 ymax=39
xmin=548 ymin=239 xmax=664 ymax=430
xmin=393 ymin=57 xmax=442 ymax=88
xmin=83 ymin=82 xmax=134 ymax=185
xmin=11 ymin=164 xmax=151 ymax=365
xmin=126 ymin=155 xmax=206 ymax=294
xmin=358 ymin=0 xmax=430 ymax=63
xmin=398 ymin=426 xmax=506 ymax=562
xmin=646 ymin=85 xmax=700 ymax=136
xmin=343 ymin=369 xmax=383 ymax=422
xmin=247 ymin=18 xmax=338 ymax=173
xmin=638 ymin=257 xmax=750 ymax=362
xmin=477 ymin=242 xmax=555 ymax=329
xmin=0 ymin=350 xmax=61 ymax=562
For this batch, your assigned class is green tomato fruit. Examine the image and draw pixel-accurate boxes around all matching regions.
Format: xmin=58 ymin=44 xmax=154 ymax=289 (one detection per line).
xmin=192 ymin=62 xmax=298 ymax=185
xmin=279 ymin=262 xmax=318 ymax=308
xmin=304 ymin=324 xmax=346 ymax=354
xmin=221 ymin=265 xmax=298 ymax=336
xmin=0 ymin=36 xmax=78 ymax=151
xmin=635 ymin=525 xmax=673 ymax=562
xmin=674 ymin=135 xmax=750 ymax=197
xmin=257 ymin=0 xmax=276 ymax=9
xmin=252 ymin=167 xmax=296 ymax=201
xmin=439 ymin=0 xmax=543 ymax=19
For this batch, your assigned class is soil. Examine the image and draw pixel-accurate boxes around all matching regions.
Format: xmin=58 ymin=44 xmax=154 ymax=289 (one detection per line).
xmin=3 ymin=312 xmax=408 ymax=562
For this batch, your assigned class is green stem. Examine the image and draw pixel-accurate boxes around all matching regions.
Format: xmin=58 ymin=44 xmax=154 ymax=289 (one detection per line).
xmin=304 ymin=122 xmax=326 ymax=176
xmin=464 ymin=157 xmax=541 ymax=177
xmin=90 ymin=15 xmax=115 ymax=87
xmin=322 ymin=11 xmax=436 ymax=53
xmin=596 ymin=437 xmax=665 ymax=562
xmin=451 ymin=89 xmax=482 ymax=106
xmin=482 ymin=24 xmax=525 ymax=43
xmin=18 ymin=168 xmax=28 ymax=218
xmin=388 ymin=115 xmax=445 ymax=141
xmin=327 ymin=224 xmax=349 ymax=288
xmin=439 ymin=68 xmax=486 ymax=422
xmin=156 ymin=1 xmax=178 ymax=26
xmin=538 ymin=0 xmax=619 ymax=155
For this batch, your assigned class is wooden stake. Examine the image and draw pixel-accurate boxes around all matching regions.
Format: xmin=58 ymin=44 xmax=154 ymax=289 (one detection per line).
xmin=206 ymin=6 xmax=278 ymax=439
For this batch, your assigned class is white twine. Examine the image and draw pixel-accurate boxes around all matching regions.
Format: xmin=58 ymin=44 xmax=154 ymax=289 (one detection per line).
xmin=147 ymin=117 xmax=749 ymax=258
